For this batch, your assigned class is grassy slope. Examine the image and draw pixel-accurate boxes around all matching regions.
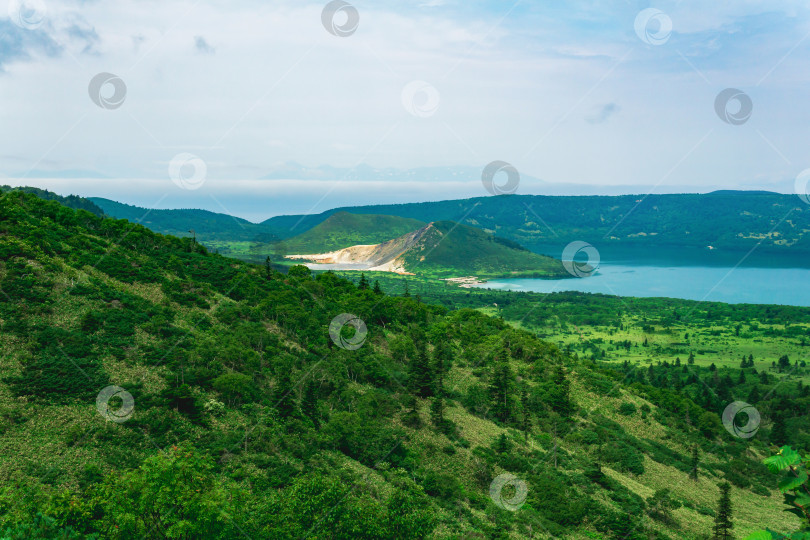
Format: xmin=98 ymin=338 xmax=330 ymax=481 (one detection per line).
xmin=283 ymin=211 xmax=426 ymax=253
xmin=340 ymin=271 xmax=810 ymax=535
xmin=398 ymin=220 xmax=569 ymax=278
xmin=0 ymin=192 xmax=799 ymax=538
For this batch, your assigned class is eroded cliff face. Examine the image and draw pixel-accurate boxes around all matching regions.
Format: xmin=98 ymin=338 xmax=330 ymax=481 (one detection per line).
xmin=285 ymin=223 xmax=437 ymax=273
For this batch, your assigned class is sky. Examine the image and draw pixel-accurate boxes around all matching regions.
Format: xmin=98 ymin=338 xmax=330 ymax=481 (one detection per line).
xmin=2 ymin=0 xmax=810 ymax=221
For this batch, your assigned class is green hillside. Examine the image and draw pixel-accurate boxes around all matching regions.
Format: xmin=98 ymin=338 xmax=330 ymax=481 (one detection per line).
xmin=397 ymin=221 xmax=569 ymax=278
xmin=284 ymin=211 xmax=426 ymax=254
xmin=88 ymin=191 xmax=810 ymax=258
xmin=263 ymin=191 xmax=810 ymax=256
xmin=89 ymin=197 xmax=279 ymax=243
xmin=1 ymin=185 xmax=105 ymax=217
xmin=0 ymin=190 xmax=800 ymax=538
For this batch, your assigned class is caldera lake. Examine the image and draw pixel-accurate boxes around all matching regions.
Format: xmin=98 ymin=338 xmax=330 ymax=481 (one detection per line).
xmin=472 ymin=246 xmax=810 ymax=307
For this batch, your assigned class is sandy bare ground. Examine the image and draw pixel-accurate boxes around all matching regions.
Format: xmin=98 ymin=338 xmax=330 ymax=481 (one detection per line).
xmin=443 ymin=276 xmax=485 ymax=288
xmin=286 ymin=245 xmax=412 ymax=273
xmin=285 ymin=223 xmax=438 ymax=275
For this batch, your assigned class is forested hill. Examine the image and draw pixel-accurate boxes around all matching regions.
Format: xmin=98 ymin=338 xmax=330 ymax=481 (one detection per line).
xmin=92 ymin=190 xmax=810 ymax=255
xmin=263 ymin=191 xmax=810 ymax=254
xmin=0 ymin=185 xmax=105 ymax=217
xmin=89 ymin=197 xmax=277 ymax=242
xmin=0 ymin=191 xmax=797 ymax=538
xmin=283 ymin=211 xmax=426 ymax=253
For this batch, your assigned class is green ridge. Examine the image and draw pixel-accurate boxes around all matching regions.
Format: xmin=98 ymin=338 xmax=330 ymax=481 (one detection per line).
xmin=1 ymin=185 xmax=104 ymax=217
xmin=89 ymin=197 xmax=279 ymax=242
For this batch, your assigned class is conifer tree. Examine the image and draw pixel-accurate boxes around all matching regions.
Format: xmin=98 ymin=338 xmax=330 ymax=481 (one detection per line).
xmin=433 ymin=340 xmax=452 ymax=396
xmin=402 ymin=394 xmax=423 ymax=429
xmin=494 ymin=433 xmax=510 ymax=454
xmin=747 ymin=384 xmax=760 ymax=403
xmin=770 ymin=413 xmax=788 ymax=446
xmin=409 ymin=346 xmax=434 ymax=397
xmin=372 ymin=280 xmax=382 ymax=295
xmin=712 ymin=482 xmax=733 ymax=539
xmin=430 ymin=396 xmax=444 ymax=428
xmin=358 ymin=273 xmax=369 ymax=290
xmin=717 ymin=377 xmax=732 ymax=403
xmin=552 ymin=362 xmax=572 ymax=416
xmin=489 ymin=355 xmax=513 ymax=422
xmin=403 ymin=281 xmax=410 ymax=297
xmin=689 ymin=445 xmax=699 ymax=481
xmin=264 ymin=255 xmax=272 ymax=278
xmin=520 ymin=385 xmax=531 ymax=438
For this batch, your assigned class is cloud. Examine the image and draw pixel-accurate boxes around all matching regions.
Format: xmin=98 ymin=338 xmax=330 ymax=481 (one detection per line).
xmin=65 ymin=21 xmax=100 ymax=55
xmin=585 ymin=102 xmax=619 ymax=124
xmin=1 ymin=0 xmax=810 ymax=215
xmin=0 ymin=20 xmax=61 ymax=70
xmin=194 ymin=36 xmax=215 ymax=55
xmin=131 ymin=34 xmax=145 ymax=52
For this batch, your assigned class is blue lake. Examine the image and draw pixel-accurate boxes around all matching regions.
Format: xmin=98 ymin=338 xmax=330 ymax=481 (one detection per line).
xmin=473 ymin=264 xmax=810 ymax=307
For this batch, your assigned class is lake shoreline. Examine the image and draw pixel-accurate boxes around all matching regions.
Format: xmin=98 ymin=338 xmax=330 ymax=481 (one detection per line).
xmin=472 ymin=262 xmax=810 ymax=307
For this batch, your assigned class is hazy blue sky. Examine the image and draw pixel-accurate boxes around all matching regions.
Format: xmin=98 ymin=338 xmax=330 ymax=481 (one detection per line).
xmin=2 ymin=0 xmax=810 ymax=220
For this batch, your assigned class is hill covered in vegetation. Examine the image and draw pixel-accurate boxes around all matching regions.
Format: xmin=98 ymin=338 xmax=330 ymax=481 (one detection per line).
xmin=0 ymin=191 xmax=801 ymax=538
xmin=89 ymin=197 xmax=277 ymax=243
xmin=288 ymin=220 xmax=569 ymax=279
xmin=283 ymin=211 xmax=426 ymax=254
xmin=396 ymin=220 xmax=568 ymax=278
xmin=90 ymin=191 xmax=810 ymax=258
xmin=1 ymin=185 xmax=105 ymax=217
xmin=263 ymin=191 xmax=810 ymax=255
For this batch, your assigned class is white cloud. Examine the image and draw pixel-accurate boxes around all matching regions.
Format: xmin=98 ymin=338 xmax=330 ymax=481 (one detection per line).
xmin=1 ymin=0 xmax=809 ymax=216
